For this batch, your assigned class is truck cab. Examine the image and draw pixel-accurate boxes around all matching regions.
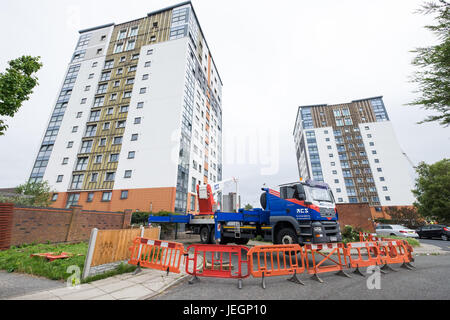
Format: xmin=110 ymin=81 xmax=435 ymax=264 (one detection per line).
xmin=261 ymin=180 xmax=342 ymax=245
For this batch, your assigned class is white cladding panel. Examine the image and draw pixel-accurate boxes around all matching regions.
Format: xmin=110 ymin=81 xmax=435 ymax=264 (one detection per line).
xmin=114 ymin=38 xmax=188 ymax=189
xmin=42 ymin=26 xmax=114 ymax=192
xmin=360 ymin=122 xmax=416 ymax=206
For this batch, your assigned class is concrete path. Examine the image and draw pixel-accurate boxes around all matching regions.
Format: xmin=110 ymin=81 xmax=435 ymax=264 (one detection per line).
xmin=7 ymin=254 xmax=197 ymax=300
xmin=8 ymin=268 xmax=186 ymax=300
xmin=0 ymin=271 xmax=65 ymax=300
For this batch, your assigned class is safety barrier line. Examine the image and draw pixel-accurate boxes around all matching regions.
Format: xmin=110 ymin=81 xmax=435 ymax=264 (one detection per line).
xmin=304 ymin=242 xmax=351 ymax=283
xmin=345 ymin=241 xmax=382 ymax=276
xmin=376 ymin=240 xmax=415 ymax=271
xmin=128 ymin=237 xmax=185 ymax=274
xmin=248 ymin=244 xmax=305 ymax=288
xmin=185 ymin=244 xmax=250 ymax=289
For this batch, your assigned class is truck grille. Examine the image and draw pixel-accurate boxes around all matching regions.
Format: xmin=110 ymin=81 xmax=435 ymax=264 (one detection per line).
xmin=320 ymin=207 xmax=335 ymax=217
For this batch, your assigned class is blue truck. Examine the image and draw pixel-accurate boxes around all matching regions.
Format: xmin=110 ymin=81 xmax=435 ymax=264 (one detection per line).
xmin=148 ymin=180 xmax=342 ymax=245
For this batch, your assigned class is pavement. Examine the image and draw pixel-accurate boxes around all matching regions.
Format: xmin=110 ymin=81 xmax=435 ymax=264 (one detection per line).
xmin=156 ymin=254 xmax=450 ymax=300
xmin=3 ymin=236 xmax=449 ymax=300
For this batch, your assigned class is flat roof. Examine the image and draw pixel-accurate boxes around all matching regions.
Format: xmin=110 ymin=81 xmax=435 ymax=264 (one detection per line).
xmin=293 ymin=96 xmax=385 ymax=135
xmin=78 ymin=1 xmax=223 ymax=85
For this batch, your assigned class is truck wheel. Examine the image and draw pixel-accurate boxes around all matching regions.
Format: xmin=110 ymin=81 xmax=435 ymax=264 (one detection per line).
xmin=235 ymin=238 xmax=249 ymax=245
xmin=276 ymin=228 xmax=298 ymax=245
xmin=200 ymin=226 xmax=210 ymax=244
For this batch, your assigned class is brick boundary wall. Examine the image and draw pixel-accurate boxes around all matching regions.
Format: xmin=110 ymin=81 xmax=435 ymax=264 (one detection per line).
xmin=0 ymin=204 xmax=14 ymax=250
xmin=336 ymin=203 xmax=375 ymax=232
xmin=9 ymin=205 xmax=132 ymax=247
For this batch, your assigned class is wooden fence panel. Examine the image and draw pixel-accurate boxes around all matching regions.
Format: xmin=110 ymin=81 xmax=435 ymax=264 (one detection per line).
xmin=91 ymin=227 xmax=160 ymax=267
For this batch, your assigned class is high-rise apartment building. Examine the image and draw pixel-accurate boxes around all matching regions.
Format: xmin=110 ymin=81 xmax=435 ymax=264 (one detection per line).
xmin=29 ymin=2 xmax=223 ymax=213
xmin=293 ymin=97 xmax=415 ymax=208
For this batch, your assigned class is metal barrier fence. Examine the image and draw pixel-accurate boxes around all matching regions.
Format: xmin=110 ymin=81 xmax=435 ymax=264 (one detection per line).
xmin=185 ymin=244 xmax=250 ymax=289
xmin=127 ymin=236 xmax=416 ymax=288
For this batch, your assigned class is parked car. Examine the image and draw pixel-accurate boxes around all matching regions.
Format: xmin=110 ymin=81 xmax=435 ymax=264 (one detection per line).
xmin=416 ymin=225 xmax=450 ymax=241
xmin=375 ymin=224 xmax=419 ymax=238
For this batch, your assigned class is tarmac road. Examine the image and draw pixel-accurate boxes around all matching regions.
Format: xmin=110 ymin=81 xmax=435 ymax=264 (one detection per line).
xmin=154 ymin=254 xmax=450 ymax=300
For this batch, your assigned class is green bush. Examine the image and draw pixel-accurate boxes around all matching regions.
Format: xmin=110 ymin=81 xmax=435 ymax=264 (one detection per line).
xmin=341 ymin=225 xmax=370 ymax=243
xmin=383 ymin=235 xmax=421 ymax=247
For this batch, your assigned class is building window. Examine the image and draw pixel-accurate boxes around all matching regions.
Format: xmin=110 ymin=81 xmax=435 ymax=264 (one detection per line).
xmin=129 ymin=65 xmax=137 ymax=72
xmin=137 ymin=102 xmax=144 ymax=109
xmin=95 ymin=155 xmax=103 ymax=164
xmin=116 ymin=120 xmax=126 ymax=128
xmin=87 ymin=193 xmax=94 ymax=202
xmin=114 ymin=43 xmax=124 ymax=53
xmin=90 ymin=173 xmax=98 ymax=182
xmin=57 ymin=175 xmax=64 ymax=183
xmin=117 ymin=68 xmax=123 ymax=75
xmin=139 ymin=88 xmax=147 ymax=94
xmin=99 ymin=138 xmax=107 ymax=147
xmin=75 ymin=157 xmax=88 ymax=171
xmin=380 ymin=177 xmax=385 ymax=182
xmin=107 ymin=107 xmax=114 ymax=115
xmin=103 ymin=122 xmax=110 ymax=130
xmin=70 ymin=174 xmax=84 ymax=189
xmin=81 ymin=98 xmax=87 ymax=104
xmin=109 ymin=154 xmax=119 ymax=162
xmin=126 ymin=78 xmax=134 ymax=85
xmin=92 ymin=62 xmax=98 ymax=68
xmin=67 ymin=141 xmax=74 ymax=148
xmin=105 ymin=172 xmax=115 ymax=182
xmin=382 ymin=186 xmax=388 ymax=191
xmin=147 ymin=49 xmax=153 ymax=55
xmin=123 ymin=91 xmax=132 ymax=98
xmin=124 ymin=170 xmax=132 ymax=179
xmin=51 ymin=194 xmax=58 ymax=201
xmin=120 ymin=105 xmax=129 ymax=113
xmin=102 ymin=192 xmax=112 ymax=201
xmin=80 ymin=140 xmax=93 ymax=153
xmin=121 ymin=190 xmax=129 ymax=199
xmin=131 ymin=134 xmax=138 ymax=141
xmin=126 ymin=40 xmax=136 ymax=51
xmin=128 ymin=151 xmax=135 ymax=159
xmin=66 ymin=194 xmax=80 ymax=208
xmin=113 ymin=136 xmax=123 ymax=145
xmin=134 ymin=117 xmax=142 ymax=124
xmin=62 ymin=158 xmax=69 ymax=165
xmin=190 ymin=195 xmax=196 ymax=211
xmin=88 ymin=73 xmax=94 ymax=79
xmin=132 ymin=53 xmax=139 ymax=60
xmin=142 ymin=74 xmax=149 ymax=80
xmin=104 ymin=60 xmax=114 ymax=69
xmin=144 ymin=61 xmax=151 ymax=67
xmin=76 ymin=112 xmax=83 ymax=118
xmin=385 ymin=196 xmax=391 ymax=201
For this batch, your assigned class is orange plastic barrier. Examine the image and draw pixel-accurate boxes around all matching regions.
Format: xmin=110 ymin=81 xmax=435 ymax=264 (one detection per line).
xmin=128 ymin=237 xmax=185 ymax=274
xmin=377 ymin=240 xmax=415 ymax=271
xmin=248 ymin=244 xmax=305 ymax=288
xmin=304 ymin=242 xmax=351 ymax=283
xmin=344 ymin=242 xmax=382 ymax=276
xmin=185 ymin=244 xmax=250 ymax=289
xmin=359 ymin=232 xmax=381 ymax=242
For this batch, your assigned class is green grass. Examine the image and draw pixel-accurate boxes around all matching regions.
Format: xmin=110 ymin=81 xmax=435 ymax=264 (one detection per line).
xmin=383 ymin=236 xmax=421 ymax=247
xmin=0 ymin=242 xmax=88 ymax=281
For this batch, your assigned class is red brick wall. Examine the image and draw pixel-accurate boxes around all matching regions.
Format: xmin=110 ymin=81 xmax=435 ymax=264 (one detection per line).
xmin=337 ymin=203 xmax=375 ymax=232
xmin=10 ymin=205 xmax=132 ymax=246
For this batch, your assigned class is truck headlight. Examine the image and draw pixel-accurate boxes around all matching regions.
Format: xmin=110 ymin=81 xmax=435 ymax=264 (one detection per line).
xmin=314 ymin=227 xmax=323 ymax=232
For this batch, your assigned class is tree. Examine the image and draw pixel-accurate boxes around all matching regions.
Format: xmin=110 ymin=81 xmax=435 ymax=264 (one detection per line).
xmin=15 ymin=181 xmax=52 ymax=207
xmin=412 ymin=159 xmax=450 ymax=223
xmin=384 ymin=207 xmax=425 ymax=228
xmin=408 ymin=0 xmax=450 ymax=126
xmin=0 ymin=55 xmax=43 ymax=135
xmin=244 ymin=204 xmax=253 ymax=210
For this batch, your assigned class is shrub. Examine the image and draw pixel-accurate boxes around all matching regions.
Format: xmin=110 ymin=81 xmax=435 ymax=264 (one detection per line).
xmin=341 ymin=225 xmax=369 ymax=243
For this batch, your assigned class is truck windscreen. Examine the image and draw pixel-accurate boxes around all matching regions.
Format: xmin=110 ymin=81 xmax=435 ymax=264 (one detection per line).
xmin=307 ymin=186 xmax=333 ymax=202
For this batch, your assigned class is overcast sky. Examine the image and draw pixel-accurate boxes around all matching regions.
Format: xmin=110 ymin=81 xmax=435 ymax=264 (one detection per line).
xmin=0 ymin=0 xmax=449 ymax=207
